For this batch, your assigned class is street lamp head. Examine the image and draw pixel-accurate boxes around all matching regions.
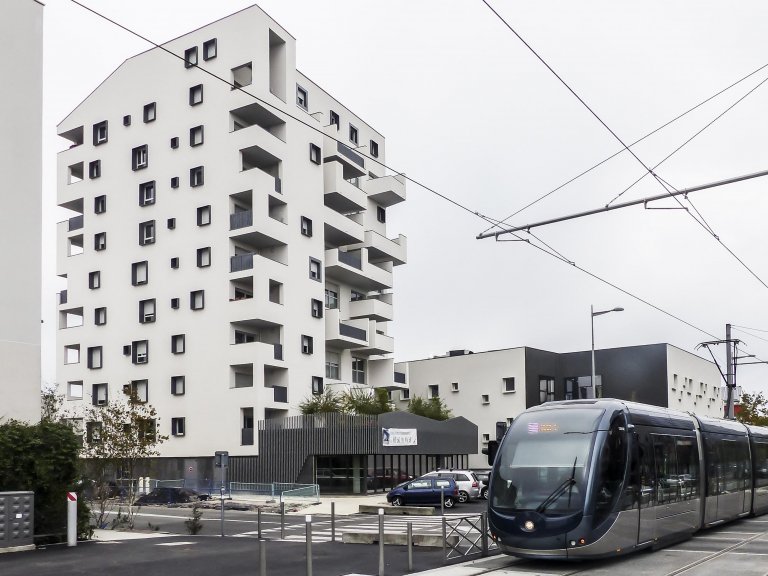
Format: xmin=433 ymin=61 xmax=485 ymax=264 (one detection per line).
xmin=613 ymin=307 xmax=624 ymax=312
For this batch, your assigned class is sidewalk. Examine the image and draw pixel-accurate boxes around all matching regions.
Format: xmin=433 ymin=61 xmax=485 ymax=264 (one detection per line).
xmin=288 ymin=493 xmax=390 ymax=515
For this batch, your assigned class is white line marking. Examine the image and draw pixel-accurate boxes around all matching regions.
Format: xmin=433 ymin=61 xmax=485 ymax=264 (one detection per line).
xmin=156 ymin=541 xmax=197 ymax=547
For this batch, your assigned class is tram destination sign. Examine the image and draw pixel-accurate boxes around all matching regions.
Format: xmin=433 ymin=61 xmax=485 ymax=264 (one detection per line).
xmin=382 ymin=428 xmax=417 ymax=446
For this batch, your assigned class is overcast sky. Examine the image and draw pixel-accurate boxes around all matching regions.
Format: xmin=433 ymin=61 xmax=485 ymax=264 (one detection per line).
xmin=42 ymin=0 xmax=768 ymax=396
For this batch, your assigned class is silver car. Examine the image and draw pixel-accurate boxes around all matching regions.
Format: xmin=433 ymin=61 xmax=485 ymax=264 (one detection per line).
xmin=422 ymin=469 xmax=481 ymax=503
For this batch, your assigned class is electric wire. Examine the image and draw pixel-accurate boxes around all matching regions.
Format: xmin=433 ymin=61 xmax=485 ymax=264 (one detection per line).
xmin=733 ymin=327 xmax=768 ymax=346
xmin=733 ymin=325 xmax=768 ymax=334
xmin=68 ymin=1 xmax=722 ymax=347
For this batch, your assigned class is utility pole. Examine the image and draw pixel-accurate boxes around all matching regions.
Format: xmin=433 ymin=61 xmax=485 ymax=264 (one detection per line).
xmin=725 ymin=324 xmax=735 ymax=420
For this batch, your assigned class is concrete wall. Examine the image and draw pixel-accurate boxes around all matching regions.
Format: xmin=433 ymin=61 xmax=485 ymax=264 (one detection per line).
xmin=0 ymin=0 xmax=42 ymax=423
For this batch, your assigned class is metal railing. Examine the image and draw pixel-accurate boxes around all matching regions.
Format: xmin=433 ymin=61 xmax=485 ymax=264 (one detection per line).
xmin=394 ymin=371 xmax=406 ymax=384
xmin=59 ymin=290 xmax=68 ymax=305
xmin=279 ymin=484 xmax=320 ymax=505
xmin=68 ymin=215 xmax=83 ymax=231
xmin=242 ymin=427 xmax=254 ymax=445
xmin=228 ymin=482 xmax=319 ymax=503
xmin=230 ymin=210 xmax=253 ymax=230
xmin=338 ymin=250 xmax=362 ymax=269
xmin=442 ymin=512 xmax=498 ymax=563
xmin=337 ymin=142 xmax=365 ymax=168
xmin=230 ymin=253 xmax=254 ymax=272
xmin=273 ymin=386 xmax=287 ymax=403
xmin=339 ymin=322 xmax=367 ymax=341
xmin=273 ymin=343 xmax=283 ymax=360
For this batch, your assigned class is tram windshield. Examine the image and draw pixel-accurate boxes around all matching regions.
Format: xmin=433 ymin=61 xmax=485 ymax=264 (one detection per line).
xmin=491 ymin=408 xmax=604 ymax=515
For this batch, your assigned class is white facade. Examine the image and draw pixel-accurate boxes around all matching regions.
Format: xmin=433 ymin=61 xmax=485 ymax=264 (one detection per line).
xmin=0 ymin=0 xmax=43 ymax=423
xmin=56 ymin=5 xmax=405 ymax=458
xmin=397 ymin=344 xmax=723 ymax=469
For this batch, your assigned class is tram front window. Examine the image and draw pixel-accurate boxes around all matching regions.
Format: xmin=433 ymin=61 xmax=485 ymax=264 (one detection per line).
xmin=491 ymin=409 xmax=603 ymax=515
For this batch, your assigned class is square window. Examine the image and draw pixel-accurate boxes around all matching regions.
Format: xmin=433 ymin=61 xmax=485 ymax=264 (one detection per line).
xmin=370 ymin=140 xmax=379 ymax=158
xmin=309 ymin=257 xmax=321 ymax=281
xmin=139 ymin=298 xmax=156 ymax=324
xmin=93 ymin=121 xmax=108 ymax=145
xmin=131 ymin=260 xmax=148 ymax=286
xmin=132 ymin=145 xmax=148 ymax=170
xmin=301 ymin=216 xmax=313 ymax=237
xmin=170 ymin=137 xmax=179 ymax=149
xmin=329 ymin=110 xmax=339 ymax=130
xmin=451 ymin=382 xmax=459 ymax=392
xmin=139 ymin=220 xmax=155 ymax=246
xmin=94 ymin=195 xmax=106 ymax=214
xmin=171 ymin=375 xmax=185 ymax=395
xmin=184 ymin=46 xmax=198 ymax=68
xmin=170 ymin=257 xmax=179 ymax=269
xmin=87 ymin=346 xmax=103 ymax=369
xmin=301 ymin=335 xmax=313 ymax=355
xmin=126 ymin=379 xmax=148 ymax=403
xmin=482 ymin=394 xmax=490 ymax=404
xmin=189 ymin=84 xmax=203 ymax=106
xmin=401 ymin=389 xmax=410 ymax=401
xmin=94 ymin=307 xmax=107 ymax=326
xmin=143 ymin=102 xmax=156 ymax=123
xmin=67 ymin=381 xmax=84 ymax=400
xmin=122 ymin=344 xmax=131 ymax=356
xmin=377 ymin=206 xmax=386 ymax=223
xmin=312 ymin=376 xmax=324 ymax=395
xmin=123 ymin=115 xmax=131 ymax=127
xmin=231 ymin=62 xmax=253 ymax=89
xmin=309 ymin=143 xmax=321 ymax=165
xmin=94 ymin=232 xmax=106 ymax=251
xmin=131 ymin=340 xmax=148 ymax=364
xmin=203 ymin=38 xmax=217 ymax=60
xmin=172 ymin=417 xmax=186 ymax=436
xmin=196 ymin=247 xmax=211 ymax=268
xmin=190 ymin=290 xmax=205 ymax=310
xmin=428 ymin=384 xmax=439 ymax=399
xmin=167 ymin=218 xmax=176 ymax=230
xmin=482 ymin=433 xmax=490 ymax=443
xmin=190 ymin=125 xmax=204 ymax=147
xmin=89 ymin=160 xmax=101 ymax=179
xmin=268 ymin=279 xmax=282 ymax=304
xmin=171 ymin=334 xmax=186 ymax=354
xmin=349 ymin=125 xmax=359 ymax=145
xmin=171 ymin=176 xmax=179 ymax=189
xmin=88 ymin=270 xmax=100 ymax=289
xmin=503 ymin=377 xmax=515 ymax=393
xmin=139 ymin=180 xmax=156 ymax=206
xmin=91 ymin=384 xmax=108 ymax=406
xmin=311 ymin=298 xmax=323 ymax=318
xmin=190 ymin=166 xmax=204 ymax=187
xmin=197 ymin=205 xmax=211 ymax=226
xmin=296 ymin=85 xmax=308 ymax=110
xmin=171 ymin=297 xmax=180 ymax=309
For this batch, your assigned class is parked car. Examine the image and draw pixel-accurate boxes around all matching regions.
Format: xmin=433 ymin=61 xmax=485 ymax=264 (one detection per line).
xmin=386 ymin=477 xmax=459 ymax=508
xmin=135 ymin=487 xmax=205 ymax=505
xmin=421 ymin=469 xmax=481 ymax=503
xmin=471 ymin=469 xmax=491 ymax=499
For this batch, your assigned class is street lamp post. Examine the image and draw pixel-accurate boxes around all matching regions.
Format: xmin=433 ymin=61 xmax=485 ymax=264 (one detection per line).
xmin=591 ymin=306 xmax=624 ymax=390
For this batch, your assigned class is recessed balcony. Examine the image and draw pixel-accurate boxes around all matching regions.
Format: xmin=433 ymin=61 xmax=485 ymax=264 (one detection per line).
xmin=363 ymin=174 xmax=406 ymax=207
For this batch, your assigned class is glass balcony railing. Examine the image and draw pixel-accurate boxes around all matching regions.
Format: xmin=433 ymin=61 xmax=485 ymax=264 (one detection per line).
xmin=337 ymin=142 xmax=365 ymax=168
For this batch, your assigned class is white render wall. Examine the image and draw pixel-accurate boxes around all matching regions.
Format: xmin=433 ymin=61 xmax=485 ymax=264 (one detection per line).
xmin=56 ymin=4 xmax=404 ymax=458
xmin=666 ymin=344 xmax=722 ymax=417
xmin=0 ymin=0 xmax=42 ymax=423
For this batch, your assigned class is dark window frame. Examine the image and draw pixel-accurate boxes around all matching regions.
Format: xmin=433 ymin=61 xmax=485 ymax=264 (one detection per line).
xmin=171 ymin=334 xmax=186 ymax=354
xmin=171 ymin=375 xmax=185 ymax=395
xmin=138 ymin=180 xmax=156 ymax=207
xmin=196 ymin=205 xmax=211 ymax=226
xmin=296 ymin=84 xmax=309 ymax=110
xmin=190 ymin=125 xmax=204 ymax=147
xmin=89 ymin=160 xmax=101 ymax=179
xmin=94 ymin=232 xmax=107 ymax=251
xmin=93 ymin=120 xmax=108 ymax=146
xmin=184 ymin=46 xmax=198 ymax=68
xmin=138 ymin=220 xmax=156 ymax=246
xmin=87 ymin=346 xmax=103 ymax=370
xmin=143 ymin=102 xmax=156 ymax=123
xmin=309 ymin=143 xmax=321 ymax=164
xmin=369 ymin=140 xmax=379 ymax=158
xmin=131 ymin=260 xmax=148 ymax=286
xmin=203 ymin=38 xmax=217 ymax=61
xmin=329 ymin=110 xmax=340 ymax=130
xmin=190 ymin=289 xmax=205 ymax=311
xmin=189 ymin=84 xmax=204 ymax=106
xmin=301 ymin=335 xmax=314 ymax=355
xmin=311 ymin=299 xmax=323 ymax=318
xmin=131 ymin=144 xmax=148 ymax=171
xmin=349 ymin=124 xmax=359 ymax=145
xmin=301 ymin=216 xmax=313 ymax=237
xmin=190 ymin=166 xmax=204 ymax=187
xmin=94 ymin=307 xmax=107 ymax=326
xmin=196 ymin=247 xmax=211 ymax=268
xmin=94 ymin=195 xmax=106 ymax=214
xmin=138 ymin=298 xmax=156 ymax=324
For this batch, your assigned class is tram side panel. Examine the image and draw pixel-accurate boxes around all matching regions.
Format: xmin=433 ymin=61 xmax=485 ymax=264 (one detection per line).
xmin=747 ymin=427 xmax=768 ymax=516
xmin=701 ymin=429 xmax=752 ymax=526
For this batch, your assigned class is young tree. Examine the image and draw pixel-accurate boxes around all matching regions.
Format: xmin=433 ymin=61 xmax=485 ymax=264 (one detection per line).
xmin=298 ymin=389 xmax=343 ymax=414
xmin=736 ymin=392 xmax=768 ymax=426
xmin=81 ymin=388 xmax=167 ymax=529
xmin=342 ymin=387 xmax=393 ymax=415
xmin=407 ymin=396 xmax=453 ymax=421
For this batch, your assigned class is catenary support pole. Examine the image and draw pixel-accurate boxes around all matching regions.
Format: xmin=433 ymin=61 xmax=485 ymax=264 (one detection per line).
xmin=407 ymin=521 xmax=413 ymax=572
xmin=440 ymin=487 xmax=444 ymax=516
xmin=280 ymin=501 xmax=285 ymax=539
xmin=726 ymin=323 xmax=735 ymax=419
xmin=378 ymin=508 xmax=385 ymax=576
xmin=331 ymin=501 xmax=335 ymax=543
xmin=257 ymin=506 xmax=262 ymax=539
xmin=259 ymin=538 xmax=266 ymax=576
xmin=306 ymin=515 xmax=313 ymax=576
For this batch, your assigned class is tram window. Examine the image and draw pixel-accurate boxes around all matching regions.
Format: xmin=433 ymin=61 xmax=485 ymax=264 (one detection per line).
xmin=654 ymin=436 xmax=680 ymax=505
xmin=675 ymin=437 xmax=699 ymax=499
xmin=754 ymin=442 xmax=768 ymax=487
xmin=594 ymin=415 xmax=628 ymax=525
xmin=706 ymin=438 xmax=723 ymax=496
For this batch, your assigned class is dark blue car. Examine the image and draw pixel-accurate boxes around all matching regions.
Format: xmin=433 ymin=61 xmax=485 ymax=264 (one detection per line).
xmin=386 ymin=477 xmax=459 ymax=508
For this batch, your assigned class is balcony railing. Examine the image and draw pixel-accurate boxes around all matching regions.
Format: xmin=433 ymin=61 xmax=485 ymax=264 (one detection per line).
xmin=274 ymin=343 xmax=283 ymax=360
xmin=394 ymin=371 xmax=406 ymax=384
xmin=242 ymin=428 xmax=254 ymax=446
xmin=338 ymin=250 xmax=362 ymax=270
xmin=230 ymin=253 xmax=254 ymax=272
xmin=339 ymin=322 xmax=367 ymax=341
xmin=68 ymin=215 xmax=83 ymax=231
xmin=275 ymin=177 xmax=282 ymax=194
xmin=59 ymin=290 xmax=68 ymax=305
xmin=337 ymin=142 xmax=365 ymax=168
xmin=230 ymin=210 xmax=253 ymax=230
xmin=273 ymin=386 xmax=287 ymax=403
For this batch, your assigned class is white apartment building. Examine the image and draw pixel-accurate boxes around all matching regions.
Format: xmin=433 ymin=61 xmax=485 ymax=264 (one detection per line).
xmin=0 ymin=0 xmax=43 ymax=423
xmin=56 ymin=4 xmax=406 ymax=464
xmin=396 ymin=344 xmax=723 ymax=468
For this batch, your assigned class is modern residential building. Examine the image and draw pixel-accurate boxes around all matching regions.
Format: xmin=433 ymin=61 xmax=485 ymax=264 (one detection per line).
xmin=395 ymin=344 xmax=724 ymax=468
xmin=56 ymin=4 xmax=406 ymax=481
xmin=0 ymin=0 xmax=43 ymax=423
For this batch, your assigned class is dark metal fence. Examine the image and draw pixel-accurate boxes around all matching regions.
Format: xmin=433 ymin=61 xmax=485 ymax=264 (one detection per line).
xmin=230 ymin=210 xmax=253 ymax=230
xmin=338 ymin=250 xmax=362 ymax=269
xmin=337 ymin=142 xmax=365 ymax=168
xmin=230 ymin=253 xmax=254 ymax=272
xmin=339 ymin=322 xmax=367 ymax=341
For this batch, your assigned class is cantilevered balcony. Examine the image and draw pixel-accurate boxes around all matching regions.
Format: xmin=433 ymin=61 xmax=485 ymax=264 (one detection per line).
xmin=325 ymin=308 xmax=368 ymax=350
xmin=363 ymin=174 xmax=406 ymax=207
xmin=353 ymin=231 xmax=407 ymax=266
xmin=324 ymin=208 xmax=365 ymax=249
xmin=325 ymin=248 xmax=393 ymax=291
xmin=323 ymin=161 xmax=367 ymax=214
xmin=348 ymin=297 xmax=394 ymax=322
xmin=323 ymin=136 xmax=366 ymax=178
xmin=356 ymin=329 xmax=395 ymax=356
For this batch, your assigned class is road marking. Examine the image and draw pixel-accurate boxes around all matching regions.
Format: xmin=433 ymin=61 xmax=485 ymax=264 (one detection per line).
xmin=156 ymin=541 xmax=197 ymax=546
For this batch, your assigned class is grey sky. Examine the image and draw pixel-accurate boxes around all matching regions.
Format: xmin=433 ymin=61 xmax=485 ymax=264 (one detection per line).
xmin=43 ymin=1 xmax=768 ymax=395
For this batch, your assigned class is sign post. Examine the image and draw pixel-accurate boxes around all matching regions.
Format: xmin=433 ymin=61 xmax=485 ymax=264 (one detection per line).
xmin=215 ymin=451 xmax=229 ymax=537
xmin=67 ymin=492 xmax=77 ymax=547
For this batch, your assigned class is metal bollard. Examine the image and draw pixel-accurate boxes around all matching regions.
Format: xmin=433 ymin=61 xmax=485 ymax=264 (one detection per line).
xmin=407 ymin=521 xmax=413 ymax=573
xmin=280 ymin=501 xmax=285 ymax=540
xmin=441 ymin=516 xmax=447 ymax=565
xmin=306 ymin=515 xmax=313 ymax=576
xmin=378 ymin=508 xmax=385 ymax=576
xmin=331 ymin=501 xmax=336 ymax=543
xmin=259 ymin=538 xmax=266 ymax=576
xmin=66 ymin=492 xmax=77 ymax=547
xmin=481 ymin=511 xmax=489 ymax=557
xmin=220 ymin=485 xmax=226 ymax=537
xmin=257 ymin=506 xmax=262 ymax=540
xmin=440 ymin=487 xmax=444 ymax=516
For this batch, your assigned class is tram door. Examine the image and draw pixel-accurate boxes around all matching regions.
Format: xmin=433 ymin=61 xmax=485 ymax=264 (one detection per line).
xmin=636 ymin=433 xmax=656 ymax=544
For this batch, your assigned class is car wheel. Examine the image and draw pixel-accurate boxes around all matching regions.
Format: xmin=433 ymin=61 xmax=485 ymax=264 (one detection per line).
xmin=481 ymin=487 xmax=488 ymax=500
xmin=391 ymin=496 xmax=403 ymax=507
xmin=458 ymin=491 xmax=469 ymax=503
xmin=444 ymin=497 xmax=455 ymax=509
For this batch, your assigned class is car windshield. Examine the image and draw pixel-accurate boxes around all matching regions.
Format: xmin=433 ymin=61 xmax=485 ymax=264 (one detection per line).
xmin=491 ymin=408 xmax=603 ymax=515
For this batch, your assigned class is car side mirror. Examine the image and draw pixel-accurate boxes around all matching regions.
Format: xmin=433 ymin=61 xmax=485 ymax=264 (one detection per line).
xmin=403 ymin=484 xmax=409 ymax=491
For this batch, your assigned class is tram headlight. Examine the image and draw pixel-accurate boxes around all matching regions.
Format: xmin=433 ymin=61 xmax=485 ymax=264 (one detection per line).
xmin=523 ymin=520 xmax=535 ymax=532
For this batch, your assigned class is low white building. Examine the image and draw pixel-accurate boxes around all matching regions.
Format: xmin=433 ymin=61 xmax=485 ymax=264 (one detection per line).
xmin=396 ymin=344 xmax=723 ymax=469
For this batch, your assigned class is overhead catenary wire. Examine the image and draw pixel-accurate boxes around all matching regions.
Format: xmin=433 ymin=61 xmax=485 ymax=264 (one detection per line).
xmin=68 ymin=1 xmax=722 ymax=350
